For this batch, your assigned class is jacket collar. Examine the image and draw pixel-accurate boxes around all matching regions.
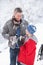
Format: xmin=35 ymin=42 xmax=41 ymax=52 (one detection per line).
xmin=12 ymin=17 xmax=22 ymax=26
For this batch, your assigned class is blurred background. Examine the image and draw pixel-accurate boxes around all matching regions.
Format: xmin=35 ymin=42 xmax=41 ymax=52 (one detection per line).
xmin=0 ymin=0 xmax=43 ymax=65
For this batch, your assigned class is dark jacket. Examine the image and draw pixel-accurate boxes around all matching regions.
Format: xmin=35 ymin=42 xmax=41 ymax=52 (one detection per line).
xmin=2 ymin=18 xmax=28 ymax=49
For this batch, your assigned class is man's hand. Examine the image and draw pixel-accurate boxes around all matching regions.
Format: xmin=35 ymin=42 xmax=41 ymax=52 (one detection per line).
xmin=9 ymin=36 xmax=14 ymax=42
xmin=9 ymin=36 xmax=18 ymax=45
xmin=9 ymin=36 xmax=17 ymax=41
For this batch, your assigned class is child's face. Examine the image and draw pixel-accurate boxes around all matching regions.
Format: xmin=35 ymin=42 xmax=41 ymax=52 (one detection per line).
xmin=26 ymin=29 xmax=32 ymax=37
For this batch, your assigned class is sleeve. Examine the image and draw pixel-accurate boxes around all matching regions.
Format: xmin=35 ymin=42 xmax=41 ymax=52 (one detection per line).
xmin=2 ymin=22 xmax=9 ymax=40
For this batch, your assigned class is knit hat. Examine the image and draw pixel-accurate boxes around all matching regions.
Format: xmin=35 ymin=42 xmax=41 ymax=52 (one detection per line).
xmin=27 ymin=25 xmax=36 ymax=34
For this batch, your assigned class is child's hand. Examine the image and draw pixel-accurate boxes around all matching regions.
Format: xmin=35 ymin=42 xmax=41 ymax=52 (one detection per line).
xmin=18 ymin=36 xmax=25 ymax=47
xmin=19 ymin=36 xmax=25 ymax=41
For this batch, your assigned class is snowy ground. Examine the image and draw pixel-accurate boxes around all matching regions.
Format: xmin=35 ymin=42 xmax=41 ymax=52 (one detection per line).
xmin=0 ymin=48 xmax=10 ymax=65
xmin=0 ymin=0 xmax=43 ymax=65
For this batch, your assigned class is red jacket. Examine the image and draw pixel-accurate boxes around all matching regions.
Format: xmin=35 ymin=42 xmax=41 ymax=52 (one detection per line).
xmin=18 ymin=39 xmax=37 ymax=65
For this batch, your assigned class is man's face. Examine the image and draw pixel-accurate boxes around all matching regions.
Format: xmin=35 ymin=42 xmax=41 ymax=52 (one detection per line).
xmin=14 ymin=12 xmax=22 ymax=21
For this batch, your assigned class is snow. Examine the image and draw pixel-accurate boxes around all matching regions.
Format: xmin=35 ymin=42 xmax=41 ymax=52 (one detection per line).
xmin=0 ymin=0 xmax=43 ymax=26
xmin=0 ymin=0 xmax=43 ymax=65
xmin=0 ymin=47 xmax=10 ymax=65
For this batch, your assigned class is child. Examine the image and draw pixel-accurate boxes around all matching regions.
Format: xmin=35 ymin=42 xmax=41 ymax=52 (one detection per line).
xmin=18 ymin=25 xmax=38 ymax=65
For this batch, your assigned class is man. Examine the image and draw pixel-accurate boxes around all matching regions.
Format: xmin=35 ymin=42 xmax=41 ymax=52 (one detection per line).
xmin=2 ymin=7 xmax=28 ymax=65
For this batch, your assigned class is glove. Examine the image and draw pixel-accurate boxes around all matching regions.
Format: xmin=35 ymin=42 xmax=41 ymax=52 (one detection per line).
xmin=9 ymin=36 xmax=18 ymax=45
xmin=18 ymin=36 xmax=25 ymax=47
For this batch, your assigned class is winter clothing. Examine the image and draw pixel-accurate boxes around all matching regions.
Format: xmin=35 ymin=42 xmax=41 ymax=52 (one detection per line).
xmin=10 ymin=48 xmax=19 ymax=65
xmin=18 ymin=35 xmax=38 ymax=65
xmin=2 ymin=18 xmax=28 ymax=49
xmin=27 ymin=25 xmax=36 ymax=34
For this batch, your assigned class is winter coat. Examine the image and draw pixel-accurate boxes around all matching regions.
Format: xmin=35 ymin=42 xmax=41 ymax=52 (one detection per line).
xmin=18 ymin=35 xmax=37 ymax=65
xmin=2 ymin=18 xmax=28 ymax=49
